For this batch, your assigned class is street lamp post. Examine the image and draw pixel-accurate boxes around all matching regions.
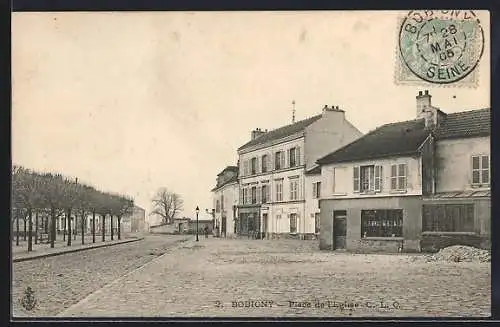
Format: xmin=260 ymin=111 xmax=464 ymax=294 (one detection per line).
xmin=195 ymin=206 xmax=199 ymax=242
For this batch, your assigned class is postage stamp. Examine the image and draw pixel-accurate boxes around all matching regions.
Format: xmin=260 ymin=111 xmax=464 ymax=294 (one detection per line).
xmin=396 ymin=10 xmax=484 ymax=87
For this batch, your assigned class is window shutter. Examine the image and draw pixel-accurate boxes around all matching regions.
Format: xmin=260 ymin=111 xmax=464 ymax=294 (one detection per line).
xmin=375 ymin=165 xmax=382 ymax=192
xmin=405 ymin=164 xmax=410 ymax=189
xmin=332 ymin=168 xmax=336 ymax=193
xmin=353 ymin=166 xmax=360 ymax=192
xmin=312 ymin=183 xmax=317 ymax=198
xmin=296 ymin=147 xmax=301 ymax=166
xmin=297 ymin=178 xmax=302 ymax=200
xmin=281 ymin=151 xmax=286 ymax=168
xmin=255 ymin=157 xmax=260 ymax=174
xmin=256 ymin=186 xmax=261 ymax=203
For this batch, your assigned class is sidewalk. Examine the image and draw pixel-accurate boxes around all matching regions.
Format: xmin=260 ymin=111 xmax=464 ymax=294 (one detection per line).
xmin=12 ymin=234 xmax=144 ymax=262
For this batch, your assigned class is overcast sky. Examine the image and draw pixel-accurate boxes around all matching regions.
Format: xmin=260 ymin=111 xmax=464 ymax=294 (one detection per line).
xmin=12 ymin=11 xmax=490 ymax=222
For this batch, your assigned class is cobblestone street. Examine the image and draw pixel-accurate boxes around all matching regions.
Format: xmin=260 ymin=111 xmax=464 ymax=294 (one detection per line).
xmin=12 ymin=235 xmax=189 ymax=317
xmin=57 ymin=238 xmax=490 ymax=318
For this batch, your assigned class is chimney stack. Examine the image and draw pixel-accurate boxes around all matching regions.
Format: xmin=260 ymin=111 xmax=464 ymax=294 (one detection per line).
xmin=251 ymin=128 xmax=266 ymax=140
xmin=416 ymin=90 xmax=432 ymax=118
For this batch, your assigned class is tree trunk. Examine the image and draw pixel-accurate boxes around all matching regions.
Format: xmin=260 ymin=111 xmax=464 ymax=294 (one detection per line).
xmin=28 ymin=208 xmax=33 ymax=252
xmin=23 ymin=218 xmax=27 ymax=241
xmin=92 ymin=210 xmax=96 ymax=243
xmin=110 ymin=215 xmax=114 ymax=241
xmin=74 ymin=215 xmax=77 ymax=240
xmin=63 ymin=216 xmax=66 ymax=241
xmin=118 ymin=216 xmax=122 ymax=240
xmin=81 ymin=211 xmax=85 ymax=245
xmin=67 ymin=209 xmax=72 ymax=246
xmin=50 ymin=207 xmax=56 ymax=248
xmin=102 ymin=214 xmax=105 ymax=242
xmin=34 ymin=210 xmax=39 ymax=245
xmin=16 ymin=216 xmax=19 ymax=246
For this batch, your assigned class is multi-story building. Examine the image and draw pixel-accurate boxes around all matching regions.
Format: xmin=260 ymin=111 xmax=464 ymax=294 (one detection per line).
xmin=211 ymin=166 xmax=239 ymax=237
xmin=317 ymin=90 xmax=490 ymax=252
xmin=236 ymin=105 xmax=363 ymax=239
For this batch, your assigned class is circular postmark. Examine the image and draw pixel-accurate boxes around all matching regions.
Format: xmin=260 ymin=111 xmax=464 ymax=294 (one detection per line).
xmin=399 ymin=10 xmax=484 ymax=84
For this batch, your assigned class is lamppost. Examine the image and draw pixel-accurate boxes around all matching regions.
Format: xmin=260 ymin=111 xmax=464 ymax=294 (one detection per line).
xmin=195 ymin=206 xmax=199 ymax=242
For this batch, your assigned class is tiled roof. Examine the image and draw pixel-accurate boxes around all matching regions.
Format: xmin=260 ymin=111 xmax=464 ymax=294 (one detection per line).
xmin=317 ymin=108 xmax=490 ymax=165
xmin=305 ymin=165 xmax=321 ymax=175
xmin=317 ymin=119 xmax=429 ymax=164
xmin=425 ymin=190 xmax=491 ymax=199
xmin=217 ymin=166 xmax=238 ymax=176
xmin=211 ymin=174 xmax=238 ymax=192
xmin=238 ymin=114 xmax=322 ymax=151
xmin=434 ymin=108 xmax=490 ymax=139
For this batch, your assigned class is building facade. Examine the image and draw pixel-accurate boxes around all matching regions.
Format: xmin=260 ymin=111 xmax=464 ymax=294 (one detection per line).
xmin=317 ymin=90 xmax=490 ymax=253
xmin=237 ymin=105 xmax=363 ymax=239
xmin=211 ymin=166 xmax=239 ymax=237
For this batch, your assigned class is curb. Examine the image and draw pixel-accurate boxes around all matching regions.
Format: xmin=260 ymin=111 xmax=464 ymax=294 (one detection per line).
xmin=57 ymin=237 xmax=191 ymax=317
xmin=12 ymin=237 xmax=145 ymax=263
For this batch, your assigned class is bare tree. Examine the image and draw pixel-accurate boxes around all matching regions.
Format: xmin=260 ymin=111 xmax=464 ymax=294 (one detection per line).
xmin=115 ymin=195 xmax=134 ymax=240
xmin=150 ymin=188 xmax=184 ymax=225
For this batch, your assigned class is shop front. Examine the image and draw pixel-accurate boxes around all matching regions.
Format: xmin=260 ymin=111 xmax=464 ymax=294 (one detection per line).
xmin=237 ymin=205 xmax=261 ymax=238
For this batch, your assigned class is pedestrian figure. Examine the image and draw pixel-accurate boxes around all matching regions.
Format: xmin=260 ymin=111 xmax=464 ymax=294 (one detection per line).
xmin=204 ymin=226 xmax=209 ymax=238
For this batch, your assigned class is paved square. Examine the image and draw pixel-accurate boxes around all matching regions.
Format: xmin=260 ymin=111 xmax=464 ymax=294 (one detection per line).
xmin=58 ymin=238 xmax=490 ymax=317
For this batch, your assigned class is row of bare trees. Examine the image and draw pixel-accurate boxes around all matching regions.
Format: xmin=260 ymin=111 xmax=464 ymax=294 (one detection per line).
xmin=12 ymin=165 xmax=134 ymax=252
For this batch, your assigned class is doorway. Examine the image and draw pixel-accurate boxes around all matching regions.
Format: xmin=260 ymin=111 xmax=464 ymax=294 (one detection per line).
xmin=333 ymin=210 xmax=347 ymax=250
xmin=221 ymin=216 xmax=227 ymax=238
xmin=262 ymin=213 xmax=268 ymax=239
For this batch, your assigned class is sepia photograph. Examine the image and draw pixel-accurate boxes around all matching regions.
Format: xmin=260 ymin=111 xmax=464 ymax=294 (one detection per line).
xmin=11 ymin=10 xmax=491 ymax=319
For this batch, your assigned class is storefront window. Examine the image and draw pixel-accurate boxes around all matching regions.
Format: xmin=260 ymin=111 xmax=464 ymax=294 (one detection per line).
xmin=361 ymin=209 xmax=403 ymax=237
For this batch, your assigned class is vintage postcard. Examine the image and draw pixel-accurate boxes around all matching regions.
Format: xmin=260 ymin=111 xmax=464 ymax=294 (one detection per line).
xmin=11 ymin=10 xmax=490 ymax=319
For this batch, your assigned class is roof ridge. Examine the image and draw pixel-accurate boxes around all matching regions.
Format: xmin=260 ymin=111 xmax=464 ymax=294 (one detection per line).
xmin=445 ymin=107 xmax=490 ymax=115
xmin=264 ymin=113 xmax=322 ymax=133
xmin=376 ymin=117 xmax=424 ymax=128
xmin=238 ymin=113 xmax=323 ymax=151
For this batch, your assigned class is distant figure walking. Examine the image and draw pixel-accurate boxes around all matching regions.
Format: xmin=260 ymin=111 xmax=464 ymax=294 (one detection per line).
xmin=204 ymin=226 xmax=209 ymax=238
